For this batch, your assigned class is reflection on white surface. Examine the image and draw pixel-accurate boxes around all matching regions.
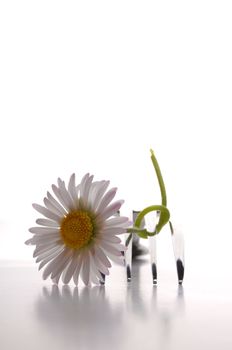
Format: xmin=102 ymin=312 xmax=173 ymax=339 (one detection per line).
xmin=0 ymin=259 xmax=232 ymax=350
xmin=36 ymin=285 xmax=125 ymax=350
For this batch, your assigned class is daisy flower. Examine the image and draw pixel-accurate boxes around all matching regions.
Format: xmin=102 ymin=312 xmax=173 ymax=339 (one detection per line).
xmin=25 ymin=173 xmax=130 ymax=286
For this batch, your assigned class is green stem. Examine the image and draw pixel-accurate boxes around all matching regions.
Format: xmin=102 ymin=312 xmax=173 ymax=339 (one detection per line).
xmin=150 ymin=149 xmax=167 ymax=207
xmin=134 ymin=205 xmax=170 ymax=235
xmin=127 ymin=227 xmax=148 ymax=235
xmin=125 ymin=227 xmax=149 ymax=247
xmin=125 ymin=150 xmax=170 ymax=244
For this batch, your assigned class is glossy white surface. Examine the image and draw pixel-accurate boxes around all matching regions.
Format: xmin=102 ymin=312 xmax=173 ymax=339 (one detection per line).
xmin=1 ymin=259 xmax=232 ymax=350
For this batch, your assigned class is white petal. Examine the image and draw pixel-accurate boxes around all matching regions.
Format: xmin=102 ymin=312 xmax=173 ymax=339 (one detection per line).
xmin=89 ymin=253 xmax=104 ymax=282
xmin=31 ymin=239 xmax=61 ymax=249
xmin=33 ymin=242 xmax=61 ymax=257
xmin=42 ymin=248 xmax=70 ymax=280
xmin=57 ymin=178 xmax=75 ymax=210
xmin=73 ymin=252 xmax=84 ymax=285
xmin=90 ymin=248 xmax=110 ymax=275
xmin=62 ymin=250 xmax=79 ymax=284
xmin=38 ymin=246 xmax=65 ymax=270
xmin=98 ymin=200 xmax=124 ymax=222
xmin=33 ymin=237 xmax=63 ymax=248
xmin=115 ymin=243 xmax=127 ymax=251
xmin=32 ymin=203 xmax=61 ymax=222
xmin=79 ymin=173 xmax=90 ymax=199
xmin=84 ymin=175 xmax=94 ymax=200
xmin=91 ymin=181 xmax=110 ymax=211
xmin=59 ymin=264 xmax=73 ymax=285
xmin=29 ymin=232 xmax=60 ymax=243
xmin=104 ymin=216 xmax=131 ymax=227
xmin=52 ymin=270 xmax=63 ymax=285
xmin=99 ymin=234 xmax=121 ymax=244
xmin=29 ymin=227 xmax=60 ymax=235
xmin=100 ymin=227 xmax=127 ymax=235
xmin=51 ymin=250 xmax=73 ymax=279
xmin=25 ymin=238 xmax=33 ymax=245
xmin=68 ymin=173 xmax=78 ymax=205
xmin=80 ymin=251 xmax=90 ymax=286
xmin=35 ymin=247 xmax=61 ymax=263
xmin=36 ymin=218 xmax=59 ymax=228
xmin=52 ymin=261 xmax=71 ymax=284
xmin=82 ymin=175 xmax=94 ymax=206
xmin=94 ymin=246 xmax=112 ymax=268
xmin=96 ymin=187 xmax=117 ymax=213
xmin=99 ymin=240 xmax=125 ymax=256
xmin=101 ymin=247 xmax=125 ymax=266
xmin=57 ymin=262 xmax=73 ymax=285
xmin=31 ymin=234 xmax=60 ymax=242
xmin=76 ymin=184 xmax=80 ymax=198
xmin=44 ymin=197 xmax=65 ymax=217
xmin=90 ymin=273 xmax=100 ymax=285
xmin=39 ymin=257 xmax=52 ymax=271
xmin=36 ymin=245 xmax=63 ymax=263
xmin=47 ymin=191 xmax=67 ymax=215
xmin=52 ymin=184 xmax=70 ymax=212
xmin=89 ymin=265 xmax=100 ymax=285
xmin=88 ymin=181 xmax=100 ymax=205
xmin=94 ymin=260 xmax=109 ymax=275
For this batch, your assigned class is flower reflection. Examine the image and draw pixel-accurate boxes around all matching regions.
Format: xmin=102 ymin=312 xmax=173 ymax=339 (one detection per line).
xmin=34 ymin=262 xmax=186 ymax=350
xmin=35 ymin=285 xmax=125 ymax=349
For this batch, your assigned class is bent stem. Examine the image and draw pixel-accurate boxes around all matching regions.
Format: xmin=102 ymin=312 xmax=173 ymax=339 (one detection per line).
xmin=125 ymin=205 xmax=170 ymax=247
xmin=135 ymin=205 xmax=170 ymax=235
xmin=150 ymin=149 xmax=167 ymax=206
xmin=125 ymin=150 xmax=170 ymax=247
xmin=125 ymin=227 xmax=148 ymax=247
xmin=150 ymin=149 xmax=169 ymax=232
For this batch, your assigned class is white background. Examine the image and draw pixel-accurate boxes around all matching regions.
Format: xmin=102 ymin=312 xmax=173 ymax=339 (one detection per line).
xmin=0 ymin=0 xmax=232 ymax=281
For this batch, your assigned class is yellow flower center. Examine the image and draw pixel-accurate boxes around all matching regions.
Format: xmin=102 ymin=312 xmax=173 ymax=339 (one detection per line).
xmin=60 ymin=210 xmax=94 ymax=249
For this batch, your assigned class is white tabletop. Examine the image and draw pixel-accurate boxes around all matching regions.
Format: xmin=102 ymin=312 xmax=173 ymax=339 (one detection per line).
xmin=0 ymin=258 xmax=231 ymax=350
